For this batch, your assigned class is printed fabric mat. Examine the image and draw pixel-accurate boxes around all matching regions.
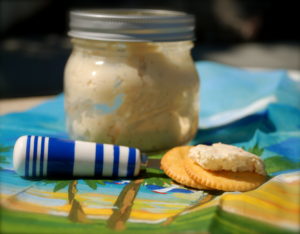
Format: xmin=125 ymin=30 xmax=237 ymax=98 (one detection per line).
xmin=0 ymin=61 xmax=299 ymax=233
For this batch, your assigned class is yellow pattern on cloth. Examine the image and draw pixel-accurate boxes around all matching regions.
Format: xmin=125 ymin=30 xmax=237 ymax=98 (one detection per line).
xmin=189 ymin=172 xmax=300 ymax=231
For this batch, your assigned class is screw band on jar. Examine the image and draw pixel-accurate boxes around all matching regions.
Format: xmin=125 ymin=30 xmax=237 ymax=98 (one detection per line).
xmin=68 ymin=9 xmax=195 ymax=42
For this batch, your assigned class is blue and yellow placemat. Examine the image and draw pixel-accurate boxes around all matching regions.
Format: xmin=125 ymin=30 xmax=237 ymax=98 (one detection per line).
xmin=0 ymin=62 xmax=299 ymax=233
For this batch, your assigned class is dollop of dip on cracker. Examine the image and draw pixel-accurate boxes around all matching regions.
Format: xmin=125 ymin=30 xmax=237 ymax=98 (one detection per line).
xmin=188 ymin=143 xmax=266 ymax=176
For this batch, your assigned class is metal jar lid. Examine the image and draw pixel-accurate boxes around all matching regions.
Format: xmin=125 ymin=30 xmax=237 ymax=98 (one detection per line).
xmin=68 ymin=9 xmax=195 ymax=42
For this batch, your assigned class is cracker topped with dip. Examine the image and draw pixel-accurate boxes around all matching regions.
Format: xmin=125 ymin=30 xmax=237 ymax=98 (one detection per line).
xmin=188 ymin=143 xmax=266 ymax=176
xmin=161 ymin=143 xmax=266 ymax=192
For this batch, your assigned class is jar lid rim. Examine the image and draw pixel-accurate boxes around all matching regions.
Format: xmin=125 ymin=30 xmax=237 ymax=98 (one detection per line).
xmin=71 ymin=9 xmax=191 ymax=19
xmin=68 ymin=9 xmax=195 ymax=42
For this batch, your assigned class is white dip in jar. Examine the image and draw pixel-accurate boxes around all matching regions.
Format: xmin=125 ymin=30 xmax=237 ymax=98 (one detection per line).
xmin=64 ymin=9 xmax=200 ymax=152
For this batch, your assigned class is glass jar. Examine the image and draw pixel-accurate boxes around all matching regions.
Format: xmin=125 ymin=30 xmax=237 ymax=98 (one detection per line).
xmin=64 ymin=9 xmax=199 ymax=152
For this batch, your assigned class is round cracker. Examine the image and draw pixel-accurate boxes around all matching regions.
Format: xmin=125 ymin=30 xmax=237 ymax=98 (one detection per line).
xmin=184 ymin=154 xmax=266 ymax=192
xmin=161 ymin=146 xmax=210 ymax=190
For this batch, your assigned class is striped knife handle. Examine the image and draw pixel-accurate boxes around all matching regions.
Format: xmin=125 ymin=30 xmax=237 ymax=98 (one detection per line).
xmin=13 ymin=135 xmax=143 ymax=178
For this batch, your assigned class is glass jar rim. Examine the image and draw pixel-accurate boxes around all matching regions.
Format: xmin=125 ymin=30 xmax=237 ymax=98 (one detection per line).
xmin=68 ymin=9 xmax=195 ymax=42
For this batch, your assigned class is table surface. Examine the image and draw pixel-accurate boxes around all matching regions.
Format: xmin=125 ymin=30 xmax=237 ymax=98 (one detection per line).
xmin=0 ymin=95 xmax=53 ymax=115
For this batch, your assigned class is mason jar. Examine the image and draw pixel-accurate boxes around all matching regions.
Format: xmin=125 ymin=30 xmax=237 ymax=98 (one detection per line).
xmin=64 ymin=9 xmax=199 ymax=152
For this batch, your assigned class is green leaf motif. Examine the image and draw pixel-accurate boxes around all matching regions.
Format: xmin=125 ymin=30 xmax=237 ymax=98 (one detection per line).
xmin=0 ymin=145 xmax=12 ymax=153
xmin=143 ymin=177 xmax=172 ymax=187
xmin=245 ymin=144 xmax=264 ymax=156
xmin=264 ymin=156 xmax=300 ymax=174
xmin=141 ymin=166 xmax=172 ymax=186
xmin=0 ymin=145 xmax=13 ymax=166
xmin=53 ymin=181 xmax=71 ymax=192
xmin=0 ymin=155 xmax=9 ymax=164
xmin=147 ymin=152 xmax=165 ymax=159
xmin=42 ymin=180 xmax=56 ymax=185
xmin=95 ymin=180 xmax=106 ymax=185
xmin=146 ymin=167 xmax=164 ymax=175
xmin=244 ymin=144 xmax=300 ymax=174
xmin=84 ymin=180 xmax=98 ymax=190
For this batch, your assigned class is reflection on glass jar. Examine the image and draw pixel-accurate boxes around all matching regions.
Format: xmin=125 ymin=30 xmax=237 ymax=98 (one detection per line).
xmin=64 ymin=9 xmax=199 ymax=152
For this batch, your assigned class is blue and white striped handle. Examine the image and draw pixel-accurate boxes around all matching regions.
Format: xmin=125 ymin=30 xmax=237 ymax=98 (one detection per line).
xmin=13 ymin=135 xmax=142 ymax=178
